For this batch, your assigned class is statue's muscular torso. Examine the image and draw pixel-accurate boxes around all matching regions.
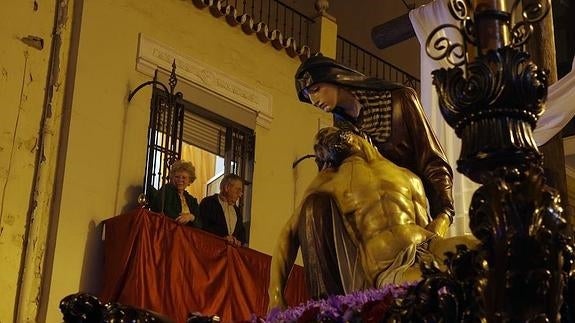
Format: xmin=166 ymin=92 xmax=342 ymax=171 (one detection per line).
xmin=304 ymin=154 xmax=435 ymax=283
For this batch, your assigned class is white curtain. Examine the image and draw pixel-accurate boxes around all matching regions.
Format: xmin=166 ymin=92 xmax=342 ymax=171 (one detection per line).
xmin=534 ymin=58 xmax=575 ymax=145
xmin=409 ymin=0 xmax=575 ymax=236
xmin=410 ymin=0 xmax=478 ymax=236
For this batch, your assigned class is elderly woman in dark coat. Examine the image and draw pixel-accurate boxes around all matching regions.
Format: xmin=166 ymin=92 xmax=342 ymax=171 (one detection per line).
xmin=150 ymin=160 xmax=202 ymax=228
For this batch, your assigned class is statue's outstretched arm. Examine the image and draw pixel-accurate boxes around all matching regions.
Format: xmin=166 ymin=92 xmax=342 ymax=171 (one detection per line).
xmin=268 ymin=211 xmax=301 ymax=310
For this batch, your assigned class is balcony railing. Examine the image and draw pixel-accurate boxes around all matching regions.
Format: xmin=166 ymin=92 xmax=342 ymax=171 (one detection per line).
xmin=193 ymin=1 xmax=420 ymax=93
xmin=219 ymin=0 xmax=313 ymax=50
xmin=336 ymin=36 xmax=421 ymax=93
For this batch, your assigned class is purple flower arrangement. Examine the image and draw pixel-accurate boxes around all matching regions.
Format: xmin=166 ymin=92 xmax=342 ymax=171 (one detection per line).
xmin=254 ymin=284 xmax=411 ymax=323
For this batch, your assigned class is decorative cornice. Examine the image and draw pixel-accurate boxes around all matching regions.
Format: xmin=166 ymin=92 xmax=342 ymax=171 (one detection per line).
xmin=191 ymin=0 xmax=312 ymax=61
xmin=136 ymin=34 xmax=273 ymax=129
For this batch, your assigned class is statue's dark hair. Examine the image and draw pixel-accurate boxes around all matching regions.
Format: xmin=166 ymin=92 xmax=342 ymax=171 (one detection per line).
xmin=314 ymin=127 xmax=355 ymax=170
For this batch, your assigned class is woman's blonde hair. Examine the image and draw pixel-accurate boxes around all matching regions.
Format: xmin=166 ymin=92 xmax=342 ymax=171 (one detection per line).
xmin=170 ymin=160 xmax=196 ymax=182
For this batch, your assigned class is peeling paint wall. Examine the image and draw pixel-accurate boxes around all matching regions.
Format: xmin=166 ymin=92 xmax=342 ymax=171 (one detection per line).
xmin=0 ymin=1 xmax=60 ymax=322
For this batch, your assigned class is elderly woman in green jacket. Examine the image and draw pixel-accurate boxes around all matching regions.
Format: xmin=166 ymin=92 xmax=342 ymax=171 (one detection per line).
xmin=150 ymin=160 xmax=202 ymax=228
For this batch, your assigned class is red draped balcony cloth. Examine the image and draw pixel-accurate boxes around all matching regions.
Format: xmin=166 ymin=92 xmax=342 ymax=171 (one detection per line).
xmin=99 ymin=208 xmax=308 ymax=322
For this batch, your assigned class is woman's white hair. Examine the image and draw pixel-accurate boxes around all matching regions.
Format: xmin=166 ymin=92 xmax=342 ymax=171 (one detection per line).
xmin=170 ymin=160 xmax=196 ymax=182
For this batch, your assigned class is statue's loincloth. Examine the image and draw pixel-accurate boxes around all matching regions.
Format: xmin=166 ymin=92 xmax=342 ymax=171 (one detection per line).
xmin=298 ymin=192 xmax=369 ymax=298
xmin=375 ymin=237 xmax=438 ymax=286
xmin=298 ymin=191 xmax=438 ymax=298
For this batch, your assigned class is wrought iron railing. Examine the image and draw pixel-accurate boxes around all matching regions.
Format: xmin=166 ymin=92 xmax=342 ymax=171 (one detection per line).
xmin=219 ymin=0 xmax=314 ymax=50
xmin=336 ymin=36 xmax=421 ymax=93
xmin=194 ymin=1 xmax=420 ymax=91
xmin=128 ymin=65 xmax=185 ymax=204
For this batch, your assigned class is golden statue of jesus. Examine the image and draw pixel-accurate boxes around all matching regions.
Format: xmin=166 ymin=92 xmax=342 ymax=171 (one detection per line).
xmin=269 ymin=127 xmax=477 ymax=309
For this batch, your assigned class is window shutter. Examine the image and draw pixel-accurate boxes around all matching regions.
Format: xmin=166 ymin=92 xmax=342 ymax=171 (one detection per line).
xmin=183 ymin=110 xmax=226 ymax=156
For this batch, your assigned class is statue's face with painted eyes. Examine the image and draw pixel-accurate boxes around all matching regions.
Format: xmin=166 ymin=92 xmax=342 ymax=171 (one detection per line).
xmin=304 ymin=83 xmax=340 ymax=113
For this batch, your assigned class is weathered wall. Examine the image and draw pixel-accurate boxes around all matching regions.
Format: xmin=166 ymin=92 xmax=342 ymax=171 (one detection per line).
xmin=0 ymin=1 xmax=65 ymax=322
xmin=40 ymin=0 xmax=327 ymax=321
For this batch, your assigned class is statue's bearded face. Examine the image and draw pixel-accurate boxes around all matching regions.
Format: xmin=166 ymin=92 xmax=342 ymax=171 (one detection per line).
xmin=314 ymin=127 xmax=357 ymax=170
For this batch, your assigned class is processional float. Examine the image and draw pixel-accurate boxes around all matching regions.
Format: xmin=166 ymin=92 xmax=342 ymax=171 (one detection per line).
xmin=385 ymin=0 xmax=574 ymax=321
